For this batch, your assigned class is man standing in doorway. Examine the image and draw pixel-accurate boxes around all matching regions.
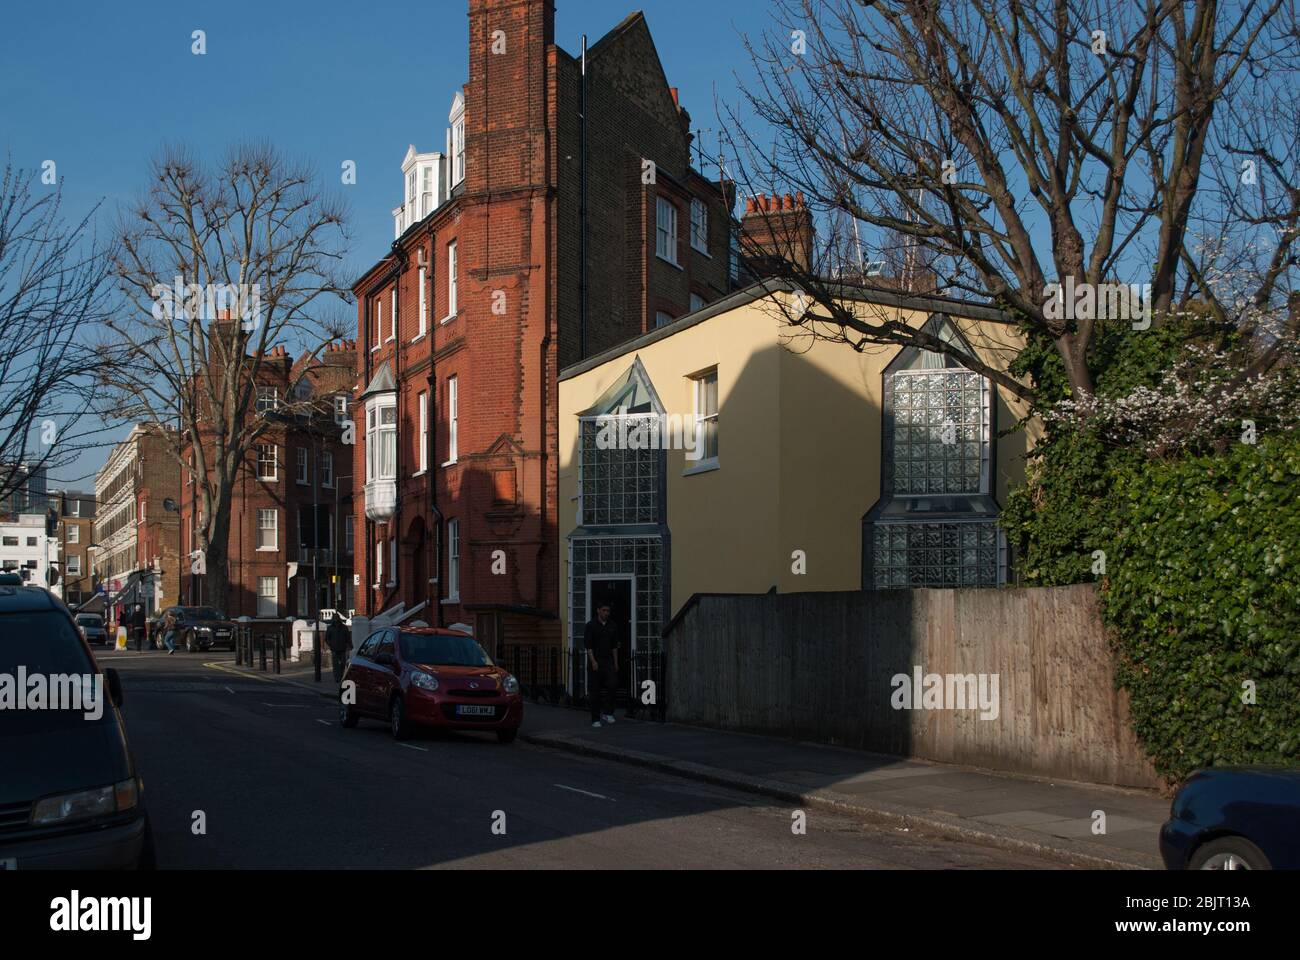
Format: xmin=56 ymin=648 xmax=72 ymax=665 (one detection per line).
xmin=584 ymin=601 xmax=620 ymax=728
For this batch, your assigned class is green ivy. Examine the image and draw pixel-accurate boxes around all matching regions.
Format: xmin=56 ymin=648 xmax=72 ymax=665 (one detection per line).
xmin=1104 ymin=439 xmax=1300 ymax=782
xmin=1002 ymin=315 xmax=1298 ymax=783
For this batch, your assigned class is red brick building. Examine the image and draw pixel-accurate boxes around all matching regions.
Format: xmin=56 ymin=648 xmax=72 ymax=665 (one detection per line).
xmin=351 ymin=0 xmax=734 ymax=649
xmin=180 ymin=336 xmax=358 ymax=621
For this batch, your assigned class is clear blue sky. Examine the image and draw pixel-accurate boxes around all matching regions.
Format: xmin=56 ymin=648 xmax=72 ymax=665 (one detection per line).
xmin=0 ymin=0 xmax=758 ymax=488
xmin=1 ymin=0 xmax=753 ymax=283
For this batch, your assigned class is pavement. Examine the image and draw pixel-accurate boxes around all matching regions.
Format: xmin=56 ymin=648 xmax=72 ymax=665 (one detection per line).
xmin=199 ymin=653 xmax=1169 ymax=869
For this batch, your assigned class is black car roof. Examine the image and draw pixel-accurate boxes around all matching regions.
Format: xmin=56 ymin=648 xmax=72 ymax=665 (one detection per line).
xmin=0 ymin=586 xmax=60 ymax=613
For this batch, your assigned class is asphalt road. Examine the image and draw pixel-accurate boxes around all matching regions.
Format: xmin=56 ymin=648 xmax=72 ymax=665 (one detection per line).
xmin=99 ymin=650 xmax=1062 ymax=869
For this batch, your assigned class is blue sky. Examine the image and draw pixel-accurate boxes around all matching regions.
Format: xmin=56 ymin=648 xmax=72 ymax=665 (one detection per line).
xmin=0 ymin=0 xmax=758 ymax=488
xmin=1 ymin=0 xmax=753 ymax=283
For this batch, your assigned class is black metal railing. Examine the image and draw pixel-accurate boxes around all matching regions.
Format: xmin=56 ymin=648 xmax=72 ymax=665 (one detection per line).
xmin=497 ymin=644 xmax=566 ymax=704
xmin=569 ymin=647 xmax=667 ymax=722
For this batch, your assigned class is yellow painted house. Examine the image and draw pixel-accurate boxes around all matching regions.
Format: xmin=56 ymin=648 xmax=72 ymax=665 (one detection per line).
xmin=558 ymin=279 xmax=1038 ymax=680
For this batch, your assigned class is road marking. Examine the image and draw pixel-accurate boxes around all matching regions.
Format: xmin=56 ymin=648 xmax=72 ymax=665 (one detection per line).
xmin=204 ymin=661 xmax=275 ymax=683
xmin=261 ymin=703 xmax=309 ymax=708
xmin=315 ymin=719 xmax=333 ymax=726
xmin=225 ymin=686 xmax=235 ymax=694
xmin=554 ymin=784 xmax=612 ymax=801
xmin=398 ymin=743 xmax=429 ymax=752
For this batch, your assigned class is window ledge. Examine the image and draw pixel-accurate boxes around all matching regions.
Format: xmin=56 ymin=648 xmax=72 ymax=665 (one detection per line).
xmin=412 ymin=469 xmax=427 ymax=478
xmin=655 ymin=253 xmax=683 ymax=271
xmin=256 ymin=547 xmax=278 ymax=553
xmin=682 ymin=458 xmax=720 ymax=477
xmin=691 ymin=244 xmax=711 ymax=258
xmin=441 ymin=459 xmax=457 ymax=468
xmin=412 ymin=332 xmax=427 ymax=344
xmin=385 ymin=581 xmax=397 ymax=588
xmin=439 ymin=312 xmax=458 ymax=325
xmin=441 ymin=596 xmax=460 ymax=605
xmin=370 ymin=345 xmax=381 ymax=353
xmin=385 ymin=336 xmax=396 ymax=344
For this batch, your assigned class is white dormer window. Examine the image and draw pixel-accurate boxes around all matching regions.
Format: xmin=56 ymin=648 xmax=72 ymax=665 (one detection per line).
xmin=407 ymin=170 xmax=416 ymax=223
xmin=421 ymin=166 xmax=433 ymax=218
xmin=449 ymin=93 xmax=466 ymax=187
xmin=454 ymin=119 xmax=465 ymax=184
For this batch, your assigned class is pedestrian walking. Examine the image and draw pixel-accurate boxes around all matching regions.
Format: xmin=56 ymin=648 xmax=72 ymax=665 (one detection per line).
xmin=584 ymin=601 xmax=620 ymax=728
xmin=325 ymin=614 xmax=351 ymax=685
xmin=160 ymin=608 xmax=178 ymax=655
xmin=132 ymin=603 xmax=147 ymax=651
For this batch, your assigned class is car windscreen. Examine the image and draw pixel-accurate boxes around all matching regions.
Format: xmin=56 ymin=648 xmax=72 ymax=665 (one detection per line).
xmin=75 ymin=615 xmax=103 ymax=626
xmin=183 ymin=607 xmax=226 ymax=620
xmin=399 ymin=633 xmax=492 ymax=667
xmin=0 ymin=609 xmax=101 ymax=731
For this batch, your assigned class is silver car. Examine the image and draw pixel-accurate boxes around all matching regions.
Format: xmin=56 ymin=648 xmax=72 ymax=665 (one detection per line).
xmin=74 ymin=612 xmax=108 ymax=646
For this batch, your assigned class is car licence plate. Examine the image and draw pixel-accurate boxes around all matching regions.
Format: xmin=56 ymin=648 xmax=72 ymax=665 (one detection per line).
xmin=456 ymin=705 xmax=495 ymax=716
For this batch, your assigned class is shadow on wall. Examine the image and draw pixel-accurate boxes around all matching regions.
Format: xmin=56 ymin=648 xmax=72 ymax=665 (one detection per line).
xmin=665 ymin=584 xmax=1160 ymax=790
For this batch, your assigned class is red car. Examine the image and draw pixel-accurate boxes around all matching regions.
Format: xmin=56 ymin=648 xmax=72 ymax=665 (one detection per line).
xmin=339 ymin=626 xmax=523 ymax=743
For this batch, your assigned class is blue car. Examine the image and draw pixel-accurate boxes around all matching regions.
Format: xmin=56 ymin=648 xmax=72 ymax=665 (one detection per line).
xmin=1160 ymin=766 xmax=1300 ymax=869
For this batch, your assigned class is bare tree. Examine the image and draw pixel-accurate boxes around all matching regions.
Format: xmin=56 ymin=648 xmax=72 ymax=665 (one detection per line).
xmin=727 ymin=0 xmax=1299 ymax=405
xmin=101 ymin=143 xmax=351 ymax=613
xmin=0 ymin=162 xmax=115 ymax=507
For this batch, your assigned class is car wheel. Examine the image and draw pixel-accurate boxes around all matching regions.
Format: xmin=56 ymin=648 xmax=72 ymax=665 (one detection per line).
xmin=184 ymin=632 xmax=196 ymax=653
xmin=497 ymin=727 xmax=518 ymax=744
xmin=340 ymin=699 xmax=358 ymax=728
xmin=1189 ymin=837 xmax=1271 ymax=870
xmin=389 ymin=696 xmax=410 ymax=740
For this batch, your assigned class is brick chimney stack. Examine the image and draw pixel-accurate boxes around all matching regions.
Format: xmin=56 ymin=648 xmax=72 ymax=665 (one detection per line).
xmin=739 ymin=191 xmax=815 ymax=277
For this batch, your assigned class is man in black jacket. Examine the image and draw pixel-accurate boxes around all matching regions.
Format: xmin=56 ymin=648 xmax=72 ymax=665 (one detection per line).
xmin=584 ymin=601 xmax=620 ymax=728
xmin=325 ymin=615 xmax=351 ymax=685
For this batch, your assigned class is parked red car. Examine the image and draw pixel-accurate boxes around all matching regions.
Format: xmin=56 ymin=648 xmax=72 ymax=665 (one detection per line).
xmin=339 ymin=626 xmax=522 ymax=743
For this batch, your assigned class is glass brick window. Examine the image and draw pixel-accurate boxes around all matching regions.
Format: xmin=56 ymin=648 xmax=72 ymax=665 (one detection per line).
xmin=890 ymin=369 xmax=987 ymax=495
xmin=871 ymin=520 xmax=1004 ymax=589
xmin=579 ymin=416 xmax=661 ymax=526
xmin=568 ymin=536 xmax=664 ymax=655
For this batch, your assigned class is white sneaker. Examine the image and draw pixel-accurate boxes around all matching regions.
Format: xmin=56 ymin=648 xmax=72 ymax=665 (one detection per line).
xmin=591 ymin=720 xmax=602 ymax=728
xmin=602 ymin=714 xmax=616 ymax=724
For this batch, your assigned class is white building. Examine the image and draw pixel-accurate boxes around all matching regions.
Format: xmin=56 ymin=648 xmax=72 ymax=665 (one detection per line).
xmin=0 ymin=513 xmax=55 ymax=592
xmin=390 ymin=92 xmax=466 ymax=238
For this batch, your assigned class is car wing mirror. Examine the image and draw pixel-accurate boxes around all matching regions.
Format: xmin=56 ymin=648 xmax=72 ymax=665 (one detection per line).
xmin=104 ymin=668 xmax=123 ymax=707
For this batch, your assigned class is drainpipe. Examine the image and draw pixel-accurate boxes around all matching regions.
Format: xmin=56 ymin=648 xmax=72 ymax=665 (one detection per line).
xmin=424 ymin=225 xmax=445 ymax=628
xmin=578 ymin=34 xmax=588 ymax=360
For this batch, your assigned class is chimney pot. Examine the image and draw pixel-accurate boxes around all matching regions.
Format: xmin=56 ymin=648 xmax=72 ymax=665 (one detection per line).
xmin=670 ymin=87 xmax=679 ymax=107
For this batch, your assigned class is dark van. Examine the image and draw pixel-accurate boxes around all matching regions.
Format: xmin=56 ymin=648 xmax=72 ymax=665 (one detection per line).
xmin=0 ymin=583 xmax=154 ymax=869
